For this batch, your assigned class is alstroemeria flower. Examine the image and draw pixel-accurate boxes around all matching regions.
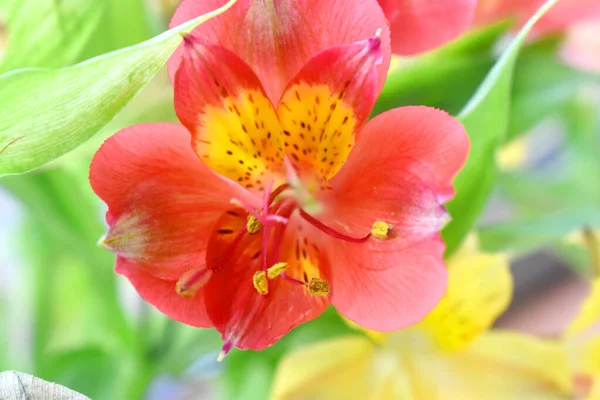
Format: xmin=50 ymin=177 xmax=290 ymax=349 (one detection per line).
xmin=270 ymin=237 xmax=578 ymax=400
xmin=475 ymin=0 xmax=600 ymax=35
xmin=272 ymin=234 xmax=600 ymax=399
xmin=90 ymin=0 xmax=469 ymax=353
xmin=377 ymin=0 xmax=478 ymax=55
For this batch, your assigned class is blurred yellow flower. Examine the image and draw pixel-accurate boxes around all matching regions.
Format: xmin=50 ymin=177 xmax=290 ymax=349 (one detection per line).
xmin=496 ymin=137 xmax=528 ymax=172
xmin=270 ymin=235 xmax=580 ymax=400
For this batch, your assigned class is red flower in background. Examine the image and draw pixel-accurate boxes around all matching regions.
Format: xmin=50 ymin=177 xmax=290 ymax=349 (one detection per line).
xmin=90 ymin=0 xmax=469 ymax=354
xmin=377 ymin=0 xmax=478 ymax=55
xmin=475 ymin=0 xmax=600 ymax=34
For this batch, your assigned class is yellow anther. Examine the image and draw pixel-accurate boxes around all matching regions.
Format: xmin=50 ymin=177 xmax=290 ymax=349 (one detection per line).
xmin=308 ymin=278 xmax=330 ymax=296
xmin=176 ymin=268 xmax=213 ymax=298
xmin=371 ymin=220 xmax=392 ymax=239
xmin=267 ymin=262 xmax=288 ymax=279
xmin=252 ymin=263 xmax=288 ymax=295
xmin=253 ymin=271 xmax=268 ymax=295
xmin=246 ymin=214 xmax=262 ymax=234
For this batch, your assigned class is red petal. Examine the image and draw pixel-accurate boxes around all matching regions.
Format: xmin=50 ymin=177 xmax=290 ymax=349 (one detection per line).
xmin=381 ymin=0 xmax=477 ymax=55
xmin=276 ymin=36 xmax=383 ymax=181
xmin=534 ymin=0 xmax=600 ymax=33
xmin=330 ymin=106 xmax=469 ymax=206
xmin=168 ymin=0 xmax=391 ymax=103
xmin=174 ymin=37 xmax=286 ymax=189
xmin=313 ymin=107 xmax=468 ymax=330
xmin=117 ymin=257 xmax=212 ymax=327
xmin=204 ymin=212 xmax=329 ymax=350
xmin=477 ymin=0 xmax=600 ymax=34
xmin=89 ymin=123 xmax=251 ymax=279
xmin=329 ymin=234 xmax=447 ymax=331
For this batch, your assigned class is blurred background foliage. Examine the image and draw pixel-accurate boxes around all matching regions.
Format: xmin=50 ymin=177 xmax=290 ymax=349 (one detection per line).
xmin=0 ymin=0 xmax=598 ymax=399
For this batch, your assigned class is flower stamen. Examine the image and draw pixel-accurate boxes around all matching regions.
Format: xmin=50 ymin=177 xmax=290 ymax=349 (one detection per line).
xmin=299 ymin=208 xmax=371 ymax=243
xmin=267 ymin=262 xmax=288 ymax=278
xmin=253 ymin=262 xmax=289 ymax=295
xmin=246 ymin=214 xmax=262 ymax=234
xmin=268 ymin=183 xmax=291 ymax=204
xmin=280 ymin=272 xmax=306 ymax=286
xmin=371 ymin=220 xmax=393 ymax=239
xmin=175 ymin=267 xmax=213 ymax=298
xmin=253 ymin=271 xmax=269 ymax=295
xmin=307 ymin=278 xmax=330 ymax=296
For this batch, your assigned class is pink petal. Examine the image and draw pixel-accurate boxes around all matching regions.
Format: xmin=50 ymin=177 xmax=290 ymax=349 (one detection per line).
xmin=117 ymin=257 xmax=213 ymax=327
xmin=315 ymin=106 xmax=468 ymax=330
xmin=276 ymin=35 xmax=383 ymax=181
xmin=203 ymin=211 xmax=329 ymax=350
xmin=89 ymin=122 xmax=251 ymax=280
xmin=380 ymin=0 xmax=478 ymax=55
xmin=476 ymin=0 xmax=600 ymax=35
xmin=330 ymin=234 xmax=448 ymax=331
xmin=174 ymin=37 xmax=286 ymax=188
xmin=168 ymin=0 xmax=391 ymax=103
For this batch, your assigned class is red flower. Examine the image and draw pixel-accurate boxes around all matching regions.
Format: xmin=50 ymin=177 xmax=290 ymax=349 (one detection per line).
xmin=90 ymin=0 xmax=469 ymax=354
xmin=475 ymin=0 xmax=600 ymax=35
xmin=377 ymin=0 xmax=478 ymax=55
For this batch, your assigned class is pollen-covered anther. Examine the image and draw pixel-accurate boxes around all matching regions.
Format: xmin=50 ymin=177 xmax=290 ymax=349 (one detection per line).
xmin=253 ymin=271 xmax=268 ymax=295
xmin=267 ymin=262 xmax=288 ymax=279
xmin=371 ymin=221 xmax=392 ymax=240
xmin=253 ymin=263 xmax=289 ymax=295
xmin=246 ymin=214 xmax=262 ymax=234
xmin=175 ymin=267 xmax=213 ymax=298
xmin=307 ymin=278 xmax=330 ymax=296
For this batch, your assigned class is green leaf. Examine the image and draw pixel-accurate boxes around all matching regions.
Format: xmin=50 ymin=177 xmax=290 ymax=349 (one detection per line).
xmin=0 ymin=0 xmax=104 ymax=72
xmin=442 ymin=0 xmax=559 ymax=256
xmin=372 ymin=21 xmax=508 ymax=117
xmin=479 ymin=208 xmax=600 ymax=253
xmin=0 ymin=0 xmax=238 ymax=177
xmin=507 ymin=37 xmax=600 ymax=140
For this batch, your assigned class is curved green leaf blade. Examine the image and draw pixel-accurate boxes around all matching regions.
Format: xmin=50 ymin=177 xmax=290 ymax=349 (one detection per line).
xmin=0 ymin=0 xmax=237 ymax=177
xmin=371 ymin=21 xmax=508 ymax=117
xmin=442 ymin=0 xmax=559 ymax=255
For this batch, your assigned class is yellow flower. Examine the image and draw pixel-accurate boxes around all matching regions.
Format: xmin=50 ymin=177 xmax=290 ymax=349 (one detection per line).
xmin=496 ymin=137 xmax=528 ymax=172
xmin=270 ymin=236 xmax=575 ymax=400
xmin=563 ymin=275 xmax=600 ymax=400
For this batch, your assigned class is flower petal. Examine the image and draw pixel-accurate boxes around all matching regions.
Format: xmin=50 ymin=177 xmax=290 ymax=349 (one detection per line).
xmin=419 ymin=236 xmax=512 ymax=351
xmin=400 ymin=331 xmax=572 ymax=398
xmin=117 ymin=257 xmax=212 ymax=327
xmin=476 ymin=0 xmax=600 ymax=35
xmin=327 ymin=106 xmax=469 ymax=220
xmin=381 ymin=0 xmax=477 ymax=55
xmin=328 ymin=233 xmax=447 ymax=331
xmin=465 ymin=331 xmax=573 ymax=395
xmin=565 ymin=277 xmax=600 ymax=338
xmin=203 ymin=210 xmax=330 ymax=350
xmin=316 ymin=107 xmax=468 ymax=331
xmin=168 ymin=0 xmax=391 ymax=103
xmin=270 ymin=336 xmax=378 ymax=400
xmin=174 ymin=37 xmax=285 ymax=189
xmin=277 ymin=36 xmax=382 ymax=181
xmin=89 ymin=122 xmax=249 ymax=279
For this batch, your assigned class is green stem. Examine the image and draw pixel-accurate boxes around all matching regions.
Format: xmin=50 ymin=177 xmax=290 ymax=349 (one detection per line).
xmin=582 ymin=226 xmax=600 ymax=277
